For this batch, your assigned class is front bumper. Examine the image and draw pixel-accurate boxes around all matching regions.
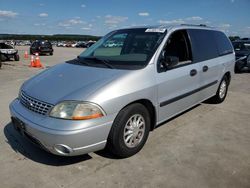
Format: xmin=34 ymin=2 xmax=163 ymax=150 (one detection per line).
xmin=1 ymin=52 xmax=17 ymax=59
xmin=9 ymin=99 xmax=115 ymax=156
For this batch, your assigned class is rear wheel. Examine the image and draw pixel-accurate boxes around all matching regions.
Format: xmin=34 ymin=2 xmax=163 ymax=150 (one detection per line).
xmin=50 ymin=52 xmax=53 ymax=56
xmin=209 ymin=75 xmax=229 ymax=104
xmin=0 ymin=56 xmax=2 ymax=69
xmin=107 ymin=103 xmax=150 ymax=158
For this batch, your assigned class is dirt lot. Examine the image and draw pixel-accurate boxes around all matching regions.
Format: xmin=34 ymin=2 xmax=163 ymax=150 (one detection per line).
xmin=0 ymin=46 xmax=250 ymax=188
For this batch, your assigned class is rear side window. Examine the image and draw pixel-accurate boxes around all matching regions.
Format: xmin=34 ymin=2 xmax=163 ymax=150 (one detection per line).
xmin=188 ymin=29 xmax=219 ymax=62
xmin=214 ymin=31 xmax=233 ymax=56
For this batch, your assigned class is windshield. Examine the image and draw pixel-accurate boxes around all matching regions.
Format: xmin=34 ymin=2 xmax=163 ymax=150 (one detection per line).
xmin=77 ymin=28 xmax=166 ymax=70
xmin=0 ymin=43 xmax=13 ymax=49
xmin=233 ymin=42 xmax=250 ymax=51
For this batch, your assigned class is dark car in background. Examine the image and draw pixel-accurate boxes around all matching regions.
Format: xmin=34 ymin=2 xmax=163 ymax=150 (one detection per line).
xmin=30 ymin=40 xmax=53 ymax=55
xmin=233 ymin=40 xmax=250 ymax=72
xmin=232 ymin=40 xmax=250 ymax=72
xmin=0 ymin=43 xmax=19 ymax=63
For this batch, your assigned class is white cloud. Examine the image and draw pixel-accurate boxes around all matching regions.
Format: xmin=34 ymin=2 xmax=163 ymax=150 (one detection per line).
xmin=81 ymin=27 xmax=91 ymax=30
xmin=220 ymin=23 xmax=231 ymax=28
xmin=81 ymin=4 xmax=86 ymax=8
xmin=105 ymin=15 xmax=128 ymax=26
xmin=34 ymin=23 xmax=46 ymax=26
xmin=138 ymin=12 xmax=149 ymax=17
xmin=39 ymin=13 xmax=48 ymax=17
xmin=0 ymin=10 xmax=18 ymax=18
xmin=185 ymin=16 xmax=203 ymax=21
xmin=58 ymin=18 xmax=86 ymax=27
xmin=158 ymin=19 xmax=185 ymax=25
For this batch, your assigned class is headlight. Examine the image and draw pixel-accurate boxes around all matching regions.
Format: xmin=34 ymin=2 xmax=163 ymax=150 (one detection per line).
xmin=49 ymin=101 xmax=105 ymax=120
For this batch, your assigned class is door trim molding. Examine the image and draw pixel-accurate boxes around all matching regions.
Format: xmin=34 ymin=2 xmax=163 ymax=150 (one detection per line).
xmin=160 ymin=80 xmax=218 ymax=107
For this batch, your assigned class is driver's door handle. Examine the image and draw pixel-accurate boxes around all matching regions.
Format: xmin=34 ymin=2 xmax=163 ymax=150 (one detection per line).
xmin=203 ymin=65 xmax=208 ymax=72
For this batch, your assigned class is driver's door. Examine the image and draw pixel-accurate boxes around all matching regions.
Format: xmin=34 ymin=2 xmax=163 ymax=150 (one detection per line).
xmin=156 ymin=30 xmax=201 ymax=123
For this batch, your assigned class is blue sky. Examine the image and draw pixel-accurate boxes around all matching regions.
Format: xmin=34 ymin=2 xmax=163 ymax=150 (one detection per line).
xmin=0 ymin=0 xmax=249 ymax=36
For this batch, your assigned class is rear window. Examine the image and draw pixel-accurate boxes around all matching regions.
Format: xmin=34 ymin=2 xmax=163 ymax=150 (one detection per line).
xmin=31 ymin=41 xmax=52 ymax=48
xmin=214 ymin=31 xmax=233 ymax=56
xmin=41 ymin=42 xmax=52 ymax=48
xmin=188 ymin=29 xmax=219 ymax=62
xmin=31 ymin=42 xmax=39 ymax=47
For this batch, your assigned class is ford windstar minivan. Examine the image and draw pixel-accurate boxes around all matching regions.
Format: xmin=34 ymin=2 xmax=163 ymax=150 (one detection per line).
xmin=10 ymin=24 xmax=235 ymax=158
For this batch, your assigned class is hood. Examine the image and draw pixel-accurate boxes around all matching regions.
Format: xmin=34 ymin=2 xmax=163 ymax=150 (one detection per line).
xmin=22 ymin=63 xmax=128 ymax=104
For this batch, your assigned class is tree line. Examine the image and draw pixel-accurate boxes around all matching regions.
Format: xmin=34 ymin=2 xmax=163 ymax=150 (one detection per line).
xmin=0 ymin=34 xmax=101 ymax=41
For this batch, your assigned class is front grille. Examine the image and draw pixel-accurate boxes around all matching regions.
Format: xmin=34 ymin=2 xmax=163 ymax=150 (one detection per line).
xmin=20 ymin=91 xmax=53 ymax=115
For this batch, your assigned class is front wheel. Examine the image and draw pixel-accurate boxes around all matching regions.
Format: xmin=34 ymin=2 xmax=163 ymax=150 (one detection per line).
xmin=14 ymin=54 xmax=19 ymax=61
xmin=107 ymin=103 xmax=151 ymax=158
xmin=209 ymin=76 xmax=229 ymax=104
xmin=235 ymin=61 xmax=245 ymax=73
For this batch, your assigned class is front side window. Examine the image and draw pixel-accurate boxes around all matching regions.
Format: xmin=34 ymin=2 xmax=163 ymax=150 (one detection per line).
xmin=76 ymin=28 xmax=166 ymax=70
xmin=158 ymin=30 xmax=192 ymax=72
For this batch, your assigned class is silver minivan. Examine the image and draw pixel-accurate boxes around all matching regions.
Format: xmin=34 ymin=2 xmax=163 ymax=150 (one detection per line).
xmin=10 ymin=25 xmax=235 ymax=157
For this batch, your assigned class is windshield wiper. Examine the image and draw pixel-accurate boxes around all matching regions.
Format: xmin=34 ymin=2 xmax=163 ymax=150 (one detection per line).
xmin=83 ymin=57 xmax=114 ymax=69
xmin=76 ymin=56 xmax=91 ymax=66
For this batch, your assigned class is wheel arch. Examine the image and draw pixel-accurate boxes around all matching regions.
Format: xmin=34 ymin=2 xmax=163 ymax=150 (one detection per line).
xmin=121 ymin=99 xmax=157 ymax=131
xmin=224 ymin=71 xmax=231 ymax=84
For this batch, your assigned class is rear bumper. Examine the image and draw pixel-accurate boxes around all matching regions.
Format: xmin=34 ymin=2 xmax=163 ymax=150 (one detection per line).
xmin=31 ymin=49 xmax=53 ymax=54
xmin=9 ymin=99 xmax=115 ymax=156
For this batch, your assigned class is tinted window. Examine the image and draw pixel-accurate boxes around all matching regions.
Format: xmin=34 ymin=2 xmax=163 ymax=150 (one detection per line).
xmin=31 ymin=42 xmax=39 ymax=47
xmin=157 ymin=30 xmax=192 ymax=72
xmin=233 ymin=42 xmax=250 ymax=51
xmin=0 ymin=43 xmax=13 ymax=49
xmin=41 ymin=42 xmax=52 ymax=48
xmin=214 ymin=31 xmax=233 ymax=56
xmin=188 ymin=29 xmax=219 ymax=62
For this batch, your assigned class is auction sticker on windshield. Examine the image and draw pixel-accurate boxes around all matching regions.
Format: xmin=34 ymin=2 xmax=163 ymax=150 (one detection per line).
xmin=145 ymin=28 xmax=166 ymax=33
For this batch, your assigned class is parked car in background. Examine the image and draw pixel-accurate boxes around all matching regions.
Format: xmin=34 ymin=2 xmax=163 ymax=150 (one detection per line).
xmin=75 ymin=42 xmax=86 ymax=48
xmin=0 ymin=42 xmax=19 ymax=62
xmin=232 ymin=40 xmax=250 ymax=72
xmin=86 ymin=41 xmax=95 ymax=48
xmin=30 ymin=40 xmax=53 ymax=55
xmin=10 ymin=25 xmax=234 ymax=158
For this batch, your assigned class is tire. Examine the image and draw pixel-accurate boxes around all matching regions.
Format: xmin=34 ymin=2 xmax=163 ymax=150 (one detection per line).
xmin=0 ymin=54 xmax=4 ymax=61
xmin=235 ymin=61 xmax=245 ymax=73
xmin=50 ymin=52 xmax=53 ymax=56
xmin=209 ymin=75 xmax=229 ymax=104
xmin=14 ymin=54 xmax=19 ymax=61
xmin=0 ymin=57 xmax=2 ymax=69
xmin=107 ymin=103 xmax=151 ymax=158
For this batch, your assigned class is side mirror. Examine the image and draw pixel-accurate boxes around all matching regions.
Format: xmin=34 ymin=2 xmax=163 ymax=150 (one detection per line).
xmin=161 ymin=52 xmax=179 ymax=69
